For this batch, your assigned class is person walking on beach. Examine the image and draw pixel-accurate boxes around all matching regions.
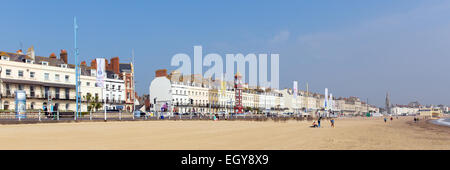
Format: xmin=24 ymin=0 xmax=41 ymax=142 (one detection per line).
xmin=330 ymin=118 xmax=335 ymax=128
xmin=384 ymin=117 xmax=387 ymax=123
xmin=390 ymin=117 xmax=393 ymax=122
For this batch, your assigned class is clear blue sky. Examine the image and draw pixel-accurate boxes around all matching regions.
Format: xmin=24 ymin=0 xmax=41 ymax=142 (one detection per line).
xmin=1 ymin=0 xmax=450 ymax=107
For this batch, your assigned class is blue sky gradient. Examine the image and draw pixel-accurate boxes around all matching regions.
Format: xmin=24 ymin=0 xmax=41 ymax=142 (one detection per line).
xmin=1 ymin=0 xmax=449 ymax=107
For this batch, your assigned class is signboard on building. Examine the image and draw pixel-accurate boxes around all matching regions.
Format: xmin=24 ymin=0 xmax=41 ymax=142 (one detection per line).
xmin=15 ymin=90 xmax=26 ymax=118
xmin=96 ymin=58 xmax=106 ymax=88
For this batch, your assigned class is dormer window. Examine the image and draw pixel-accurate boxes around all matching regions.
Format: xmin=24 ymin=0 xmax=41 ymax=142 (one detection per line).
xmin=114 ymin=74 xmax=118 ymax=79
xmin=1 ymin=56 xmax=9 ymax=61
xmin=91 ymin=69 xmax=96 ymax=76
xmin=60 ymin=64 xmax=67 ymax=68
xmin=26 ymin=59 xmax=34 ymax=64
xmin=41 ymin=61 xmax=49 ymax=66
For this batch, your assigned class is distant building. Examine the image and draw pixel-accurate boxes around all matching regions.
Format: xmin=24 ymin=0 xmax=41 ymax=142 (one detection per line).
xmin=391 ymin=105 xmax=419 ymax=115
xmin=419 ymin=107 xmax=443 ymax=118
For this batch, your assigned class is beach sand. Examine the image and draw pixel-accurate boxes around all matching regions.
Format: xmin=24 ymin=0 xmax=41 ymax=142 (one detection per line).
xmin=0 ymin=117 xmax=448 ymax=150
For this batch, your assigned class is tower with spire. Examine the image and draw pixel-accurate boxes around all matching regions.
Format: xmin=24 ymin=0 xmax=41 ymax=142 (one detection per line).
xmin=385 ymin=92 xmax=391 ymax=114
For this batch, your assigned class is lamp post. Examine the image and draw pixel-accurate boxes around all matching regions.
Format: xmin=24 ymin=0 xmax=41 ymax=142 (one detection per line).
xmin=0 ymin=66 xmax=2 ymax=110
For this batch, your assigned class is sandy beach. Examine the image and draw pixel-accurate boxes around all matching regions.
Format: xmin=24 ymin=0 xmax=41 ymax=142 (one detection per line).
xmin=0 ymin=116 xmax=448 ymax=150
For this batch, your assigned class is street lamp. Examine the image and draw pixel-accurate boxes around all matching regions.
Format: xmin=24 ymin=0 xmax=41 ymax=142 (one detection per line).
xmin=0 ymin=66 xmax=2 ymax=110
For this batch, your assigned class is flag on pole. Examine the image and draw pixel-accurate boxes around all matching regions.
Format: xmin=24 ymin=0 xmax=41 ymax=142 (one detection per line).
xmin=221 ymin=74 xmax=226 ymax=96
xmin=329 ymin=93 xmax=333 ymax=111
xmin=96 ymin=58 xmax=106 ymax=88
xmin=324 ymin=88 xmax=328 ymax=110
xmin=293 ymin=81 xmax=298 ymax=99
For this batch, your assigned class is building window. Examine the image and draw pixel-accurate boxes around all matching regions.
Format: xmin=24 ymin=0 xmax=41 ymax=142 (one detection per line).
xmin=44 ymin=73 xmax=49 ymax=81
xmin=65 ymin=103 xmax=70 ymax=110
xmin=41 ymin=61 xmax=49 ymax=66
xmin=18 ymin=70 xmax=24 ymax=77
xmin=65 ymin=88 xmax=70 ymax=99
xmin=5 ymin=69 xmax=11 ymax=76
xmin=18 ymin=84 xmax=23 ymax=90
xmin=55 ymin=87 xmax=60 ymax=99
xmin=3 ymin=101 xmax=9 ymax=110
xmin=30 ymin=86 xmax=35 ymax=97
xmin=112 ymin=85 xmax=115 ymax=90
xmin=65 ymin=75 xmax=69 ymax=82
xmin=1 ymin=56 xmax=10 ymax=61
xmin=30 ymin=102 xmax=35 ymax=110
xmin=44 ymin=86 xmax=49 ymax=98
xmin=55 ymin=74 xmax=60 ymax=81
xmin=30 ymin=72 xmax=35 ymax=78
xmin=5 ymin=84 xmax=10 ymax=96
xmin=106 ymin=84 xmax=109 ymax=90
xmin=118 ymin=85 xmax=121 ymax=91
xmin=86 ymin=82 xmax=90 ymax=86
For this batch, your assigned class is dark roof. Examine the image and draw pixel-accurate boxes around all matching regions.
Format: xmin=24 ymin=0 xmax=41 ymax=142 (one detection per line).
xmin=0 ymin=51 xmax=69 ymax=68
xmin=119 ymin=63 xmax=132 ymax=73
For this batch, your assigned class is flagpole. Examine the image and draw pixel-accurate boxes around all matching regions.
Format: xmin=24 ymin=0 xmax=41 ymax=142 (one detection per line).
xmin=132 ymin=49 xmax=136 ymax=114
xmin=74 ymin=16 xmax=80 ymax=118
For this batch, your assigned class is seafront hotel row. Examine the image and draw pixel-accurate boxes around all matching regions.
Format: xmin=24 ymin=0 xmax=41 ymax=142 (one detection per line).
xmin=149 ymin=69 xmax=380 ymax=116
xmin=0 ymin=48 xmax=136 ymax=113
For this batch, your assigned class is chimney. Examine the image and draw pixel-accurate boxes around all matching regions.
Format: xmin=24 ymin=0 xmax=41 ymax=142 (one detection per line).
xmin=110 ymin=57 xmax=120 ymax=74
xmin=60 ymin=49 xmax=68 ymax=64
xmin=26 ymin=46 xmax=35 ymax=60
xmin=81 ymin=61 xmax=87 ymax=66
xmin=16 ymin=49 xmax=23 ymax=54
xmin=105 ymin=59 xmax=110 ymax=71
xmin=49 ymin=53 xmax=57 ymax=59
xmin=155 ymin=69 xmax=168 ymax=77
xmin=90 ymin=59 xmax=97 ymax=69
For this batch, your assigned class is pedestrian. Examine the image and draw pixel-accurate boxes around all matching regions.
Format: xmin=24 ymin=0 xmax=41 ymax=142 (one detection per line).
xmin=390 ymin=117 xmax=393 ymax=121
xmin=318 ymin=116 xmax=322 ymax=128
xmin=414 ymin=117 xmax=417 ymax=123
xmin=330 ymin=118 xmax=335 ymax=128
xmin=384 ymin=117 xmax=387 ymax=123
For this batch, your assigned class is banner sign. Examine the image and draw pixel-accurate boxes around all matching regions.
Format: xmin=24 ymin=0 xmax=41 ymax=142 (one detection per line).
xmin=293 ymin=81 xmax=298 ymax=99
xmin=324 ymin=88 xmax=328 ymax=110
xmin=15 ymin=90 xmax=26 ymax=118
xmin=96 ymin=58 xmax=106 ymax=88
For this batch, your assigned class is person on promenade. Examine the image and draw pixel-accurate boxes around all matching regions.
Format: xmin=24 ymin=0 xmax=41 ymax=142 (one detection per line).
xmin=414 ymin=117 xmax=417 ymax=123
xmin=318 ymin=116 xmax=322 ymax=128
xmin=330 ymin=118 xmax=335 ymax=128
xmin=384 ymin=117 xmax=387 ymax=123
xmin=390 ymin=117 xmax=393 ymax=122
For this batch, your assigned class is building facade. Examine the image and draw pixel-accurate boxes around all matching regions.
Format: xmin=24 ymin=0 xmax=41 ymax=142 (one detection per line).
xmin=0 ymin=49 xmax=130 ymax=113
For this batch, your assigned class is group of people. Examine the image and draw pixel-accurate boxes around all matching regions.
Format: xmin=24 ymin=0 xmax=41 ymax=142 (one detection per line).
xmin=311 ymin=116 xmax=335 ymax=128
xmin=413 ymin=116 xmax=420 ymax=123
xmin=383 ymin=116 xmax=394 ymax=123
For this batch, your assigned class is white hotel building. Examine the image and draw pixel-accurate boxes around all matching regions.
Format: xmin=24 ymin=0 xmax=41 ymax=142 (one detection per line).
xmin=149 ymin=69 xmax=286 ymax=115
xmin=150 ymin=69 xmax=379 ymax=116
xmin=0 ymin=49 xmax=126 ymax=112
